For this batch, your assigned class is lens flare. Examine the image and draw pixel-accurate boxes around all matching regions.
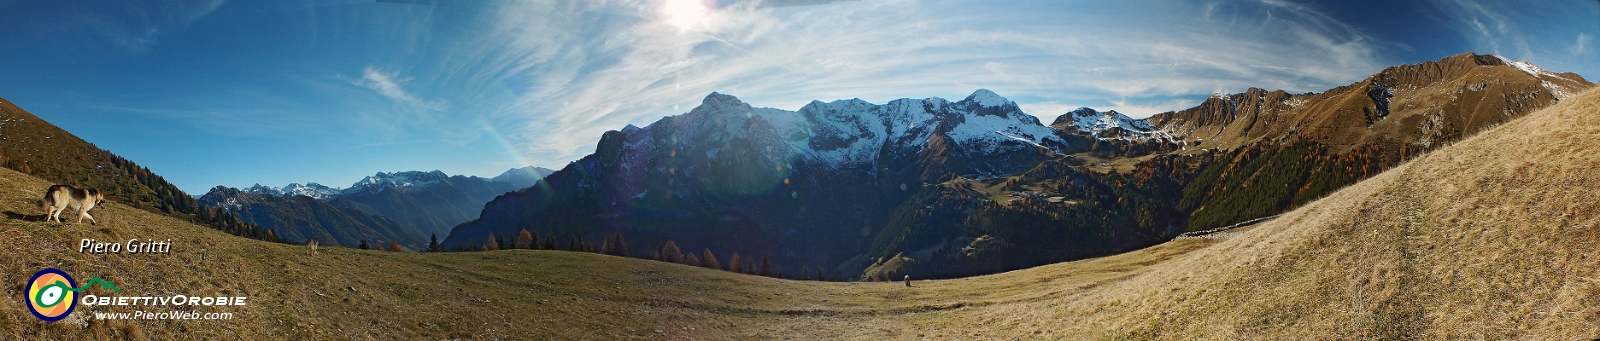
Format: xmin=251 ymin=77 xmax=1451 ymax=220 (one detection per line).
xmin=478 ymin=118 xmax=553 ymax=194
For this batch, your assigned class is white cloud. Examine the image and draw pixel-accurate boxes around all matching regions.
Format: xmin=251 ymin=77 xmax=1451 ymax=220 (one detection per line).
xmin=1016 ymin=101 xmax=1080 ymax=120
xmin=1575 ymin=33 xmax=1591 ymax=55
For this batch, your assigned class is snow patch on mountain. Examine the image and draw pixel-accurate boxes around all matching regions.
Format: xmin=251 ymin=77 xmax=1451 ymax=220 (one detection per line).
xmin=287 ymin=183 xmax=342 ymax=199
xmin=942 ymin=101 xmax=1059 ymax=152
xmin=1495 ymin=55 xmax=1584 ymax=100
xmin=348 ymin=170 xmax=449 ymax=194
xmin=242 ymin=183 xmax=343 ymax=200
xmin=229 ymin=170 xmax=465 ymax=200
xmin=1054 ymin=107 xmax=1179 ymax=142
xmin=1065 ymin=107 xmax=1152 ymax=133
xmin=243 ymin=184 xmax=285 ymax=197
xmin=620 ymin=90 xmax=1066 ymax=180
xmin=965 ymin=88 xmax=1012 ymax=107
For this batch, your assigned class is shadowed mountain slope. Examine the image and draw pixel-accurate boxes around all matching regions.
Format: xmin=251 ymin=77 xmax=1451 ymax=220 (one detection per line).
xmin=198 ymin=186 xmax=425 ymax=249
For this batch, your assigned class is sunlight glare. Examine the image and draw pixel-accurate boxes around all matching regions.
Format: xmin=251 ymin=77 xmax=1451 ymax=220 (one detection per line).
xmin=663 ymin=0 xmax=708 ymax=30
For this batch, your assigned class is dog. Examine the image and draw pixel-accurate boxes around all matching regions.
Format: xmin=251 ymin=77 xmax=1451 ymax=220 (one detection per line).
xmin=308 ymin=239 xmax=319 ymax=255
xmin=40 ymin=185 xmax=105 ymax=225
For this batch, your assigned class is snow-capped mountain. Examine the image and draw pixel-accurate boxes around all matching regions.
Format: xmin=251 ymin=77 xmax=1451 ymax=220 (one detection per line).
xmin=601 ymin=89 xmax=1071 ymax=186
xmin=207 ymin=168 xmax=535 ymax=239
xmin=448 ymin=88 xmax=1089 ymax=274
xmin=237 ymin=171 xmax=476 ymax=199
xmin=1050 ymin=107 xmax=1176 ymax=141
xmin=244 ymin=182 xmax=342 ymax=200
xmin=1493 ymin=55 xmax=1591 ymax=100
xmin=347 ymin=170 xmax=450 ymax=194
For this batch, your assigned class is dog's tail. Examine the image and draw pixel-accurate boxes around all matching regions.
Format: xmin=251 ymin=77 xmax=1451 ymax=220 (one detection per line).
xmin=39 ymin=185 xmax=62 ymax=211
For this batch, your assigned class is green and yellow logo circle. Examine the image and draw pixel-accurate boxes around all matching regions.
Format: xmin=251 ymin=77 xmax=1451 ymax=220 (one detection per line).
xmin=26 ymin=268 xmax=77 ymax=322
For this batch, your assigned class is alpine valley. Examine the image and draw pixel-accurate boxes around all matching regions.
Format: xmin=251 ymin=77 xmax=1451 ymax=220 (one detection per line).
xmin=443 ymin=52 xmax=1592 ymax=280
xmin=198 ymin=167 xmax=552 ymax=249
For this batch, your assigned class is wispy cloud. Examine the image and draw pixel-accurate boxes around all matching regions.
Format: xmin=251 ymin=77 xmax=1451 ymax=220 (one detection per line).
xmin=61 ymin=0 xmax=228 ymax=53
xmin=1575 ymin=33 xmax=1591 ymax=55
xmin=1432 ymin=0 xmax=1534 ymax=59
xmin=354 ymin=66 xmax=448 ymax=112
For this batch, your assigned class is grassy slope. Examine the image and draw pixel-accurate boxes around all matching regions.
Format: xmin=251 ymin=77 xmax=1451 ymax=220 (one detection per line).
xmin=2 ymin=88 xmax=1597 ymax=340
xmin=0 ymin=159 xmax=1217 ymax=340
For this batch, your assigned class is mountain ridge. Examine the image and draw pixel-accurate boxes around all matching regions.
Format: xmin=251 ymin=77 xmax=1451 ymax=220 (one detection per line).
xmin=444 ymin=52 xmax=1592 ymax=280
xmin=207 ymin=168 xmax=544 ymax=239
xmin=197 ymin=185 xmax=424 ymax=248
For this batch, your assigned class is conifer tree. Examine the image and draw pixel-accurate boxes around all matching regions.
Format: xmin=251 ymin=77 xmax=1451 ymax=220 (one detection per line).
xmin=701 ymin=249 xmax=721 ymax=270
xmin=683 ymin=253 xmax=701 ymax=267
xmin=759 ymin=254 xmax=773 ymax=277
xmin=728 ymin=252 xmax=742 ymax=273
xmin=659 ymin=240 xmax=683 ymax=263
xmin=600 ymin=232 xmax=629 ymax=256
xmin=388 ymin=240 xmax=403 ymax=252
xmin=517 ymin=229 xmax=537 ymax=250
xmin=359 ymin=239 xmax=369 ymax=250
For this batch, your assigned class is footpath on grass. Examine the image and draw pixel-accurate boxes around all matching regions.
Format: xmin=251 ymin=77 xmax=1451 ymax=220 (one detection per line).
xmin=1173 ymin=214 xmax=1281 ymax=239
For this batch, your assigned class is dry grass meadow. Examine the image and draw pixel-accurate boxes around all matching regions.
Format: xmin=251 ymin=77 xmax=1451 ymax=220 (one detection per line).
xmin=2 ymin=88 xmax=1597 ymax=340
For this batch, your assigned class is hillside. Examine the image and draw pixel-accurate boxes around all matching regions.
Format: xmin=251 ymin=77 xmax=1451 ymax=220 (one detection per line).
xmin=1147 ymin=52 xmax=1591 ymax=150
xmin=1027 ymin=86 xmax=1600 ymax=339
xmin=5 ymin=88 xmax=1596 ymax=339
xmin=0 ymin=97 xmax=274 ymax=241
xmin=0 ymin=97 xmax=194 ymax=214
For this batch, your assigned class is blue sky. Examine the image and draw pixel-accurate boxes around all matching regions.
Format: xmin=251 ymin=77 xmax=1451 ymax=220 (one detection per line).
xmin=0 ymin=0 xmax=1595 ymax=194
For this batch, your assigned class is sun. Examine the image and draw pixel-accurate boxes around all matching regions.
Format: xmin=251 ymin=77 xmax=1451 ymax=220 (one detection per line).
xmin=662 ymin=0 xmax=709 ymax=30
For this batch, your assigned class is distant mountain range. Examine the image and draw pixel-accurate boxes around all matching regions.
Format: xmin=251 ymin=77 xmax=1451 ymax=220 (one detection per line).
xmin=443 ymin=52 xmax=1593 ymax=280
xmin=197 ymin=186 xmax=422 ymax=249
xmin=199 ymin=167 xmax=553 ymax=247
